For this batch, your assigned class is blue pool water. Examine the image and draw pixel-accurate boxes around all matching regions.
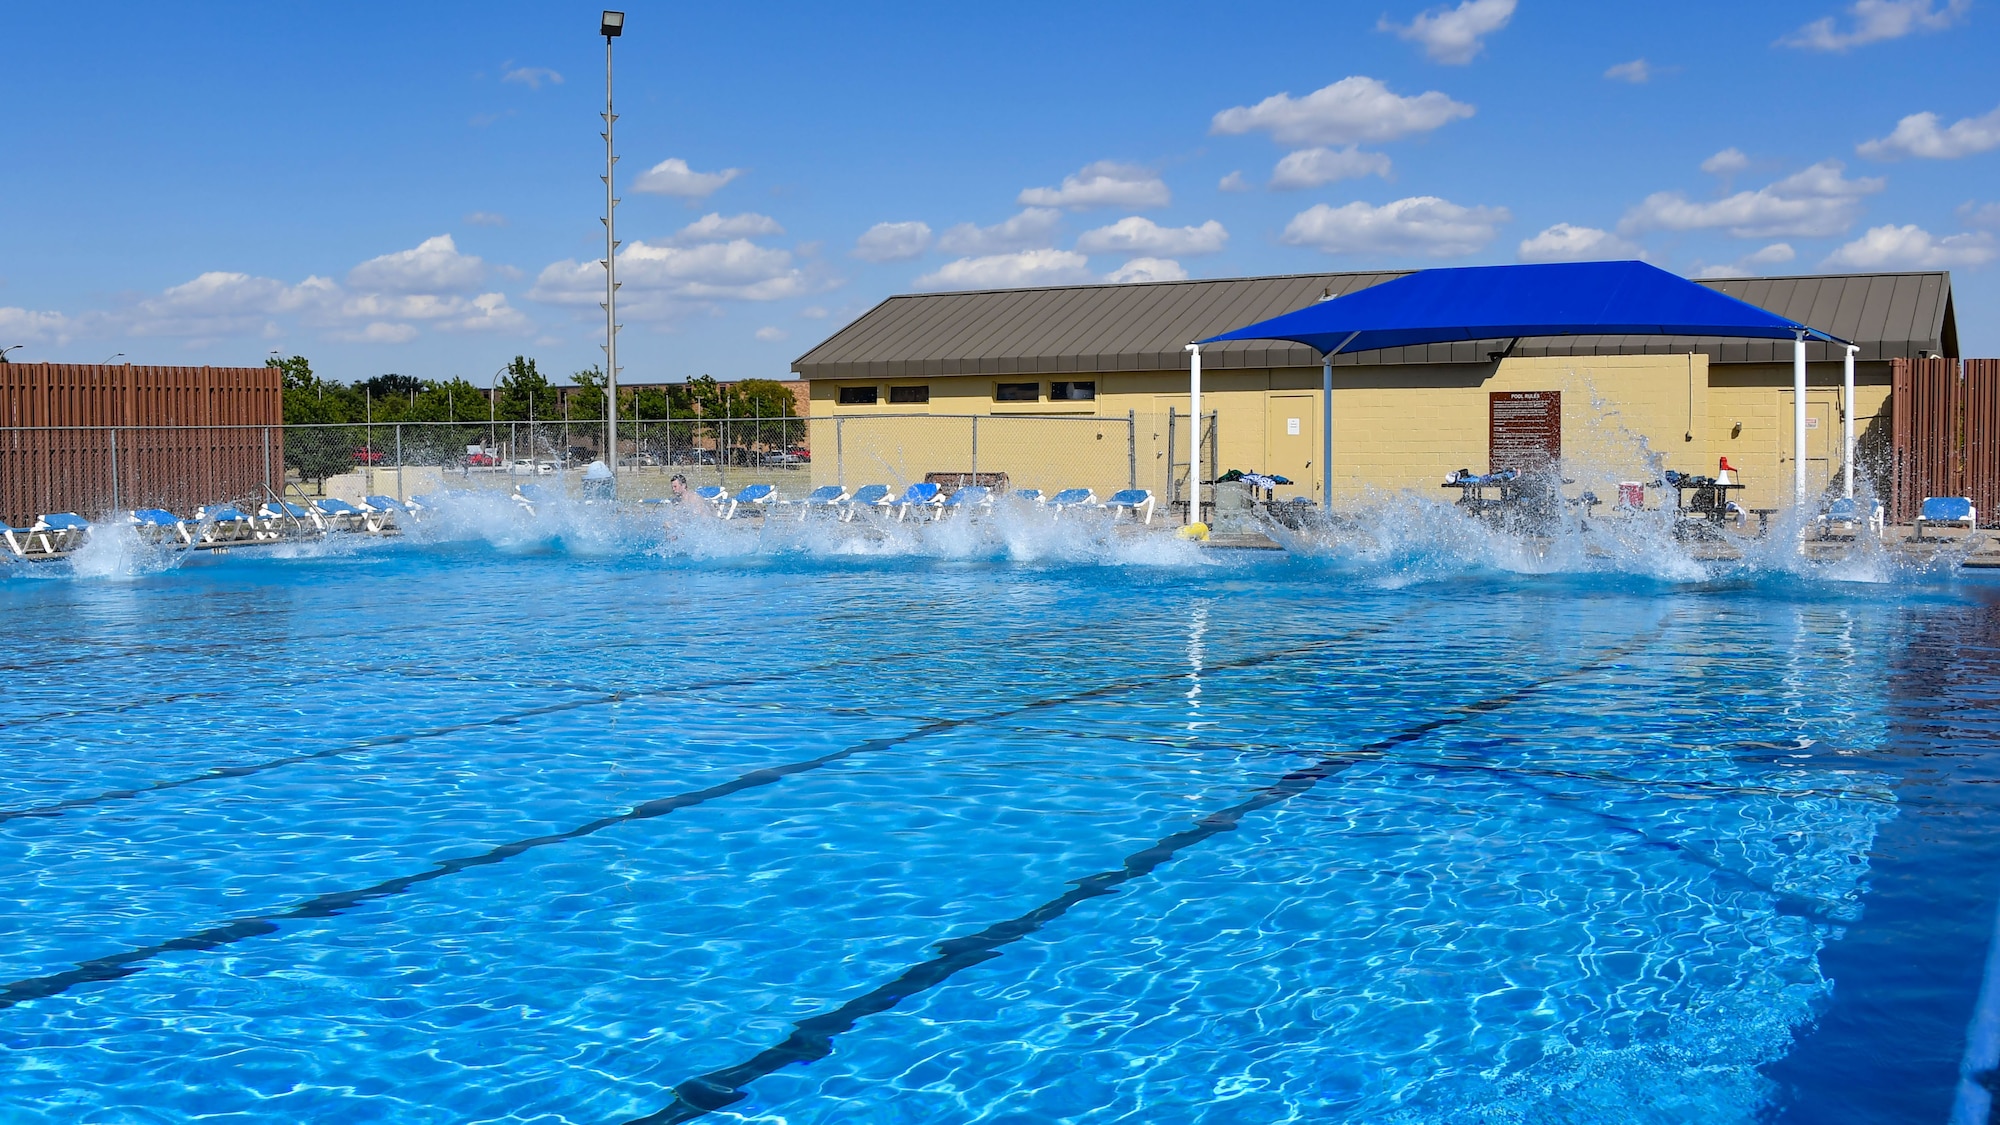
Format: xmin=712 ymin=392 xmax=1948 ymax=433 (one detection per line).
xmin=4 ymin=510 xmax=2000 ymax=1123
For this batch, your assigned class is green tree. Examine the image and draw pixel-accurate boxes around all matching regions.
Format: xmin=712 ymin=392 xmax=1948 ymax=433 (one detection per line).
xmin=568 ymin=366 xmax=609 ymax=424
xmin=270 ymin=354 xmax=359 ymax=425
xmin=495 ymin=355 xmax=558 ymax=422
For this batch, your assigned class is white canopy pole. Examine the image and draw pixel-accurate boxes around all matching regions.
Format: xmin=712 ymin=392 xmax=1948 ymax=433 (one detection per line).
xmin=1793 ymin=330 xmax=1808 ymax=506
xmin=1185 ymin=343 xmax=1202 ymax=526
xmin=1319 ymin=331 xmax=1357 ymax=513
xmin=1322 ymin=358 xmax=1333 ymax=512
xmin=1843 ymin=343 xmax=1858 ymax=499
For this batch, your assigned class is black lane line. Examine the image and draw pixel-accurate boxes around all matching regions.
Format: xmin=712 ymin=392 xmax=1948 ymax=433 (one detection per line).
xmin=622 ymin=632 xmax=1659 ymax=1125
xmin=1382 ymin=744 xmax=1863 ymax=923
xmin=0 ymin=628 xmax=1024 ymax=828
xmin=0 ymin=661 xmax=832 ymax=828
xmin=0 ymin=620 xmax=1408 ymax=1013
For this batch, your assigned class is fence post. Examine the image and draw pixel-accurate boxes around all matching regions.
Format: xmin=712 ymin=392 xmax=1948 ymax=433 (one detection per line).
xmin=970 ymin=415 xmax=979 ymax=482
xmin=836 ymin=417 xmax=844 ymax=483
xmin=109 ymin=427 xmax=121 ymax=515
xmin=261 ymin=426 xmax=270 ymax=500
xmin=395 ymin=424 xmax=404 ymax=501
xmin=1127 ymin=409 xmax=1136 ymax=491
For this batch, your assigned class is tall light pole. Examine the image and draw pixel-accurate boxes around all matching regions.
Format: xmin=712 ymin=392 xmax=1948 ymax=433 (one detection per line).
xmin=600 ymin=10 xmax=625 ymax=490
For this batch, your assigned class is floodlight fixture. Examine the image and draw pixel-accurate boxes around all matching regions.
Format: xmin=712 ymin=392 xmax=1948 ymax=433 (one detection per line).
xmin=601 ymin=11 xmax=624 ymax=37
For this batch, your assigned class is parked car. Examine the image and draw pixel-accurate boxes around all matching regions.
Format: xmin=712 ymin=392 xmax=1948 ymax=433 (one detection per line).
xmin=508 ymin=458 xmax=555 ymax=476
xmin=354 ymin=446 xmax=385 ymax=465
xmin=762 ymin=451 xmax=805 ymax=466
xmin=466 ymin=451 xmax=500 ymax=467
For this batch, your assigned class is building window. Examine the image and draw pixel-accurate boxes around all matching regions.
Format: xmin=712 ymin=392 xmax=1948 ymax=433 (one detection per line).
xmin=994 ymin=382 xmax=1039 ymax=402
xmin=838 ymin=385 xmax=878 ymax=405
xmin=888 ymin=385 xmax=930 ymax=404
xmin=1050 ymin=380 xmax=1096 ymax=401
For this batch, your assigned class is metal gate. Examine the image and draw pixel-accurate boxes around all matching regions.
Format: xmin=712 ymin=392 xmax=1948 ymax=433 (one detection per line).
xmin=1891 ymin=357 xmax=2000 ymax=527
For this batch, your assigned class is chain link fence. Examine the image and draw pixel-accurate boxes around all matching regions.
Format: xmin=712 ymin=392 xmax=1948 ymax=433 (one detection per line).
xmin=1 ymin=413 xmax=1220 ymax=523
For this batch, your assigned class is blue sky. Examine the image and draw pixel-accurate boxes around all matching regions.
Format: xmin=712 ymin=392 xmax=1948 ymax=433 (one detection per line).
xmin=1 ymin=0 xmax=1995 ymax=384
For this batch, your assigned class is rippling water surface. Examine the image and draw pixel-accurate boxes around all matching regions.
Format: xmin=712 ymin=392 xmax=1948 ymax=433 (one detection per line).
xmin=3 ymin=506 xmax=1998 ymax=1124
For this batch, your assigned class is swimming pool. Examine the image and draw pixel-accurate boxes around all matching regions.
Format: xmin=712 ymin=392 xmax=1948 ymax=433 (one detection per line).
xmin=3 ymin=511 xmax=1998 ymax=1123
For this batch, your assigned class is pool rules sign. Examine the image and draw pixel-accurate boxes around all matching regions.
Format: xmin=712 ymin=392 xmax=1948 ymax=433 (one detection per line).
xmin=1490 ymin=391 xmax=1561 ymax=474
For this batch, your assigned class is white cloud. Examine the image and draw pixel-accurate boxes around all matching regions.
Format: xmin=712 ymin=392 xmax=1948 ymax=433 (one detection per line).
xmin=1604 ymin=59 xmax=1652 ymax=83
xmin=632 ymin=158 xmax=744 ymax=200
xmin=1017 ymin=163 xmax=1169 ymax=210
xmin=914 ymin=249 xmax=1094 ymax=291
xmin=800 ymin=305 xmax=830 ymax=319
xmin=121 ymin=271 xmax=339 ymax=337
xmin=440 ymin=293 xmax=530 ymax=333
xmin=1270 ymin=146 xmax=1393 ymax=189
xmin=1075 ymin=217 xmax=1228 ymax=257
xmin=1105 ymin=258 xmax=1188 ymax=284
xmin=1781 ymin=0 xmax=1970 ymax=51
xmin=1378 ymin=0 xmax=1517 ymax=64
xmin=1700 ymin=147 xmax=1751 ymax=176
xmin=502 ymin=65 xmax=563 ymax=90
xmin=530 ymin=239 xmax=818 ymax=312
xmin=1960 ymin=201 xmax=2000 ymax=230
xmin=1211 ymin=76 xmax=1475 ymax=147
xmin=937 ymin=209 xmax=1063 ymax=255
xmin=755 ymin=326 xmax=788 ymax=342
xmin=1696 ymin=243 xmax=1798 ymax=278
xmin=332 ymin=322 xmax=420 ymax=344
xmin=851 ymin=220 xmax=933 ymax=262
xmin=1516 ymin=223 xmax=1645 ymax=263
xmin=0 ymin=306 xmax=72 ymax=344
xmin=1858 ymin=103 xmax=2000 ymax=160
xmin=1281 ymin=196 xmax=1510 ymax=257
xmin=667 ymin=212 xmax=786 ymax=245
xmin=1823 ymin=224 xmax=1997 ymax=269
xmin=465 ymin=211 xmax=508 ymax=228
xmin=347 ymin=234 xmax=486 ymax=294
xmin=1219 ymin=171 xmax=1252 ymax=192
xmin=1619 ymin=160 xmax=1885 ymax=239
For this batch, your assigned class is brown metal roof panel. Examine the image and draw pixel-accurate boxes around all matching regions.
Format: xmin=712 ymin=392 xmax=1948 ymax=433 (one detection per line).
xmin=1913 ymin=273 xmax=1947 ymax=350
xmin=1882 ymin=275 xmax=1925 ymax=355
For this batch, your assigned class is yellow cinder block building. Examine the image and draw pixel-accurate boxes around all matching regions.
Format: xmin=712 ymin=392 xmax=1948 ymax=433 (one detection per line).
xmin=794 ymin=270 xmax=1958 ymax=514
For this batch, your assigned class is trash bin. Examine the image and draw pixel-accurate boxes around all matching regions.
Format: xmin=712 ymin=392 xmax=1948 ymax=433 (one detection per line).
xmin=582 ymin=460 xmax=614 ymax=503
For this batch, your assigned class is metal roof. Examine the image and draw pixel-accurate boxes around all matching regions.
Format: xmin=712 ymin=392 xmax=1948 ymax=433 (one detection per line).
xmin=793 ymin=269 xmax=1956 ymax=379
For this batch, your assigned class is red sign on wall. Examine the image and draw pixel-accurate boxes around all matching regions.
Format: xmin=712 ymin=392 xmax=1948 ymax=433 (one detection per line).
xmin=1490 ymin=391 xmax=1561 ymax=474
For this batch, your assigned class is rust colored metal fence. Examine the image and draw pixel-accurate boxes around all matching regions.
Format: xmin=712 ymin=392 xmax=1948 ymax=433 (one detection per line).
xmin=0 ymin=364 xmax=281 ymax=525
xmin=1890 ymin=357 xmax=2000 ymax=527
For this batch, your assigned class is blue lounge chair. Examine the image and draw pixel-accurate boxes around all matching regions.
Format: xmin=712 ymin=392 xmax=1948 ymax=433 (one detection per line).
xmin=1048 ymin=487 xmax=1097 ymax=515
xmin=1011 ymin=489 xmax=1045 ymax=506
xmin=1914 ymin=496 xmax=1977 ymax=541
xmin=893 ymin=482 xmax=942 ymax=522
xmin=1816 ymin=497 xmax=1884 ymax=540
xmin=316 ymin=497 xmax=386 ymax=533
xmin=514 ymin=483 xmax=555 ymax=515
xmin=839 ymin=484 xmax=893 ymax=522
xmin=724 ymin=482 xmax=777 ymax=519
xmin=690 ymin=484 xmax=731 ymax=516
xmin=943 ymin=485 xmax=993 ymax=515
xmin=361 ymin=495 xmax=413 ymax=526
xmin=791 ymin=484 xmax=847 ymax=520
xmin=193 ymin=505 xmax=260 ymax=544
xmin=128 ymin=508 xmax=193 ymax=546
xmin=258 ymin=500 xmax=324 ymax=534
xmin=1102 ymin=488 xmax=1155 ymax=524
xmin=3 ymin=513 xmax=89 ymax=557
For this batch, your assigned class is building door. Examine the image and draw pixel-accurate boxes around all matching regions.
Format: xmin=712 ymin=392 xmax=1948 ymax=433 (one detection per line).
xmin=1265 ymin=395 xmax=1315 ymax=500
xmin=1806 ymin=399 xmax=1834 ymax=497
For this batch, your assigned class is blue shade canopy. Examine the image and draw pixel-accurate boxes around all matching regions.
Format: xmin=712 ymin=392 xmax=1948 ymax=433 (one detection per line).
xmin=1200 ymin=260 xmax=1848 ymax=355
